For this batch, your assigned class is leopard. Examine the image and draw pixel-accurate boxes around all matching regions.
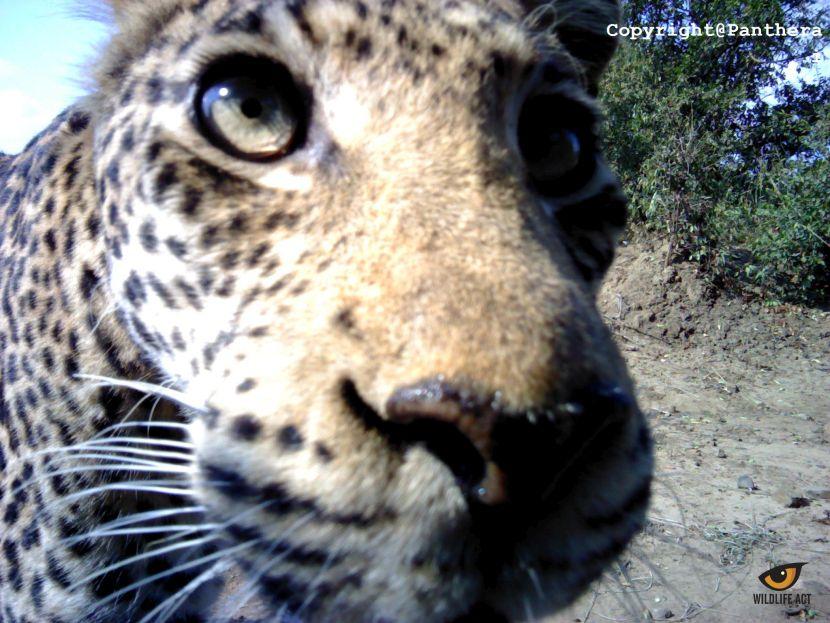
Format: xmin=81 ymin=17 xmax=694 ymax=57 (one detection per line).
xmin=0 ymin=0 xmax=653 ymax=621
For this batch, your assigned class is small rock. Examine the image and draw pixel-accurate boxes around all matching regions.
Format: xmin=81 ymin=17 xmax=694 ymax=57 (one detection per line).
xmin=787 ymin=497 xmax=811 ymax=508
xmin=737 ymin=475 xmax=756 ymax=491
xmin=716 ymin=448 xmax=727 ymax=458
xmin=652 ymin=607 xmax=674 ymax=620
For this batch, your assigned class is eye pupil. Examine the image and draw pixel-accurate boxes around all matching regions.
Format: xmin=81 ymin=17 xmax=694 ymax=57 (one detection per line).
xmin=241 ymin=98 xmax=263 ymax=119
xmin=517 ymin=94 xmax=594 ymax=196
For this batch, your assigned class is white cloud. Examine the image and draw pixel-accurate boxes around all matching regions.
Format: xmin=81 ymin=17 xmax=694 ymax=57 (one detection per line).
xmin=0 ymin=86 xmax=58 ymax=154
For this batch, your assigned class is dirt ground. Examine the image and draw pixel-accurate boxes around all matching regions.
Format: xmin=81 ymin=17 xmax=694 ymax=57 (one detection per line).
xmin=552 ymin=239 xmax=830 ymax=623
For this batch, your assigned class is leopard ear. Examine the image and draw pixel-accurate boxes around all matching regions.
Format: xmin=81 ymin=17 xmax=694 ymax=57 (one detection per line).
xmin=103 ymin=0 xmax=171 ymax=23
xmin=521 ymin=0 xmax=620 ymax=92
xmin=103 ymin=0 xmax=132 ymax=17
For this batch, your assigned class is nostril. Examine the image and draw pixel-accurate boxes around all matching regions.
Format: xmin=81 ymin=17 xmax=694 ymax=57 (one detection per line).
xmin=386 ymin=379 xmax=497 ymax=491
xmin=341 ymin=378 xmax=487 ymax=492
xmin=398 ymin=418 xmax=486 ymax=492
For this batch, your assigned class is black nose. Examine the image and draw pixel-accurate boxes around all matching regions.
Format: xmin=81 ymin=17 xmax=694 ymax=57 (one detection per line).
xmin=385 ymin=377 xmax=635 ymax=507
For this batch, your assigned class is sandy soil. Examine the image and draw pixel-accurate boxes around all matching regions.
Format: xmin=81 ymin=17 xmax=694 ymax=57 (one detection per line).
xmin=552 ymin=239 xmax=830 ymax=623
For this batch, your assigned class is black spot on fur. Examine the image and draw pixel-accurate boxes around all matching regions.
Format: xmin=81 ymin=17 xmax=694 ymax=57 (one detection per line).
xmin=232 ymin=414 xmax=262 ymax=441
xmin=236 ymin=378 xmax=256 ymax=393
xmin=165 ymin=237 xmax=188 ymax=258
xmin=278 ymin=425 xmax=304 ymax=450
xmin=68 ymin=112 xmax=90 ymax=134
xmin=356 ymin=37 xmax=373 ymax=59
xmin=215 ymin=9 xmax=263 ymax=34
xmin=46 ymin=554 xmax=72 ymax=588
xmin=139 ymin=220 xmax=158 ymax=253
xmin=43 ymin=229 xmax=57 ymax=253
xmin=155 ymin=163 xmax=178 ymax=198
xmin=80 ymin=266 xmax=99 ymax=301
xmin=147 ymin=77 xmax=164 ymax=103
xmin=180 ymin=188 xmax=202 ymax=216
xmin=315 ymin=442 xmax=334 ymax=463
xmin=147 ymin=274 xmax=178 ymax=308
xmin=124 ymin=272 xmax=147 ymax=308
xmin=203 ymin=464 xmax=258 ymax=498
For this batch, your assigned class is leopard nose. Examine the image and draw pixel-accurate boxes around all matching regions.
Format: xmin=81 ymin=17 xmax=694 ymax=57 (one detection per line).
xmin=385 ymin=377 xmax=636 ymax=507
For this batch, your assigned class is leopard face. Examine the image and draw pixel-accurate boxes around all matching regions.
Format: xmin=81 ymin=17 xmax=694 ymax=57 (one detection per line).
xmin=0 ymin=0 xmax=651 ymax=621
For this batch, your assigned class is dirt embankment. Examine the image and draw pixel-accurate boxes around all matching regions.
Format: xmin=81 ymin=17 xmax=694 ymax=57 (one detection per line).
xmin=554 ymin=239 xmax=830 ymax=623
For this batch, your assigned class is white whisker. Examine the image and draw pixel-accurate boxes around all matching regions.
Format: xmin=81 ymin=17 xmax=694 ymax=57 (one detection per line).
xmin=523 ymin=596 xmax=537 ymax=623
xmin=145 ymin=525 xmax=220 ymax=550
xmin=522 ymin=561 xmax=545 ymax=599
xmin=94 ymin=506 xmax=207 ymax=532
xmin=115 ymin=388 xmax=158 ymax=429
xmin=267 ymin=603 xmax=291 ymax=623
xmin=12 ymin=465 xmax=190 ymax=498
xmin=5 ymin=432 xmax=194 ymax=472
xmin=44 ymin=444 xmax=193 ymax=463
xmin=91 ymin=421 xmax=194 ymax=441
xmin=67 ymin=535 xmax=221 ymax=594
xmin=87 ymin=538 xmax=258 ymax=611
xmin=57 ymin=481 xmax=199 ymax=506
xmin=294 ymin=548 xmax=339 ymax=620
xmin=602 ymin=568 xmax=643 ymax=621
xmin=44 ymin=452 xmax=189 ymax=470
xmin=77 ymin=374 xmax=206 ymax=412
xmin=32 ymin=437 xmax=194 ymax=464
xmin=615 ymin=560 xmax=651 ymax=618
xmin=219 ymin=513 xmax=315 ymax=621
xmin=629 ymin=549 xmax=708 ymax=613
xmin=147 ymin=500 xmax=274 ymax=552
xmin=64 ymin=524 xmax=219 ymax=545
xmin=138 ymin=558 xmax=233 ymax=623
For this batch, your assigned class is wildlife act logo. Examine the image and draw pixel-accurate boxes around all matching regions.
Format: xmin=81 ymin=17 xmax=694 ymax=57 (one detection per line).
xmin=753 ymin=562 xmax=811 ymax=606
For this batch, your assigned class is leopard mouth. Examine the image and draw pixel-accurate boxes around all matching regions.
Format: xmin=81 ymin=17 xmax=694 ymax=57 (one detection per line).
xmin=195 ymin=375 xmax=651 ymax=622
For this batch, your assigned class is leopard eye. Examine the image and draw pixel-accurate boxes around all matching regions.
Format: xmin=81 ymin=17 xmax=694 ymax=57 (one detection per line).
xmin=196 ymin=56 xmax=309 ymax=161
xmin=517 ymin=94 xmax=596 ymax=196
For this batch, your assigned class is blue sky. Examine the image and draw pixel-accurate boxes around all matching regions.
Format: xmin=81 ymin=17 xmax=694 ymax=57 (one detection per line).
xmin=0 ymin=3 xmax=828 ymax=154
xmin=0 ymin=1 xmax=108 ymax=153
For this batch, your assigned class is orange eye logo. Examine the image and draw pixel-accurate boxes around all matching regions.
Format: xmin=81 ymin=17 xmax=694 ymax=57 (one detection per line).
xmin=758 ymin=563 xmax=807 ymax=591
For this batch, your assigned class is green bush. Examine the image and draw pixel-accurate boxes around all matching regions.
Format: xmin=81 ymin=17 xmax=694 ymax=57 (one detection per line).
xmin=709 ymin=158 xmax=830 ymax=304
xmin=599 ymin=0 xmax=830 ymax=306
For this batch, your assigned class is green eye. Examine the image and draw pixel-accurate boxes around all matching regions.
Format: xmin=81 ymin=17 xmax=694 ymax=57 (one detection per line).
xmin=196 ymin=56 xmax=309 ymax=161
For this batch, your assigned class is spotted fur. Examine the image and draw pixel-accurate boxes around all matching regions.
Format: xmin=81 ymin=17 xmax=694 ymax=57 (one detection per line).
xmin=0 ymin=1 xmax=651 ymax=621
